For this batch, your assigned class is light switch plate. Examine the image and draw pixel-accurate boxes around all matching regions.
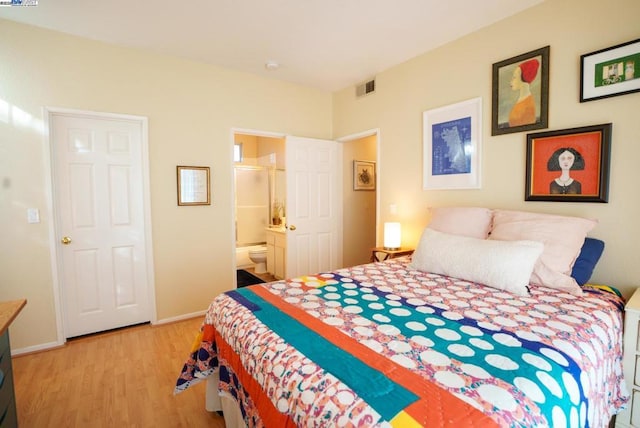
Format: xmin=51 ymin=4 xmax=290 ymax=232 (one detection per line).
xmin=27 ymin=208 xmax=40 ymax=224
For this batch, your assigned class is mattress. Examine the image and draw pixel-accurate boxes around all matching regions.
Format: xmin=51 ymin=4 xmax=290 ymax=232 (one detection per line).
xmin=175 ymin=257 xmax=628 ymax=427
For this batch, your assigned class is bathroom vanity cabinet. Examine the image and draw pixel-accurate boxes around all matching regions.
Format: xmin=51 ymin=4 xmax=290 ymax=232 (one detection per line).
xmin=266 ymin=228 xmax=286 ymax=279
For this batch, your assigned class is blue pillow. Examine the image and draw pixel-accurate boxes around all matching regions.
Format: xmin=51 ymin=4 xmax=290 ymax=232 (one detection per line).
xmin=571 ymin=238 xmax=605 ymax=286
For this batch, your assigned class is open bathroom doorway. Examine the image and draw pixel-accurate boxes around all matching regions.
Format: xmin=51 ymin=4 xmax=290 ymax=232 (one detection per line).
xmin=233 ymin=130 xmax=286 ymax=284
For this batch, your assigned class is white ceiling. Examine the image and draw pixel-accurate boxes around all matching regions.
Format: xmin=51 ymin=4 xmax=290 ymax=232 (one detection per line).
xmin=0 ymin=0 xmax=544 ymax=91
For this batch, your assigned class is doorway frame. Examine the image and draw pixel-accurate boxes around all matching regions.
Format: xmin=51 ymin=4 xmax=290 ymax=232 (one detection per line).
xmin=230 ymin=127 xmax=287 ymax=284
xmin=337 ymin=128 xmax=381 ymax=246
xmin=43 ymin=107 xmax=157 ymax=348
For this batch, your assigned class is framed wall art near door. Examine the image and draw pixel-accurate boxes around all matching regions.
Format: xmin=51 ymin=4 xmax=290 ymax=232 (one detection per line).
xmin=492 ymin=46 xmax=550 ymax=135
xmin=177 ymin=165 xmax=211 ymax=205
xmin=525 ymin=124 xmax=612 ymax=203
xmin=423 ymin=97 xmax=482 ymax=190
xmin=580 ymin=38 xmax=640 ymax=102
xmin=353 ymin=160 xmax=376 ymax=190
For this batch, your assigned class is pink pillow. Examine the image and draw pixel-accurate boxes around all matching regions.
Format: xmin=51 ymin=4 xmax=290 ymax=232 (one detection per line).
xmin=428 ymin=207 xmax=493 ymax=239
xmin=489 ymin=210 xmax=597 ymax=295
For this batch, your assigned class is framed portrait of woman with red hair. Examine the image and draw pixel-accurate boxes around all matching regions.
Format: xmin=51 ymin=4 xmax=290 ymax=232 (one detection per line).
xmin=492 ymin=46 xmax=550 ymax=136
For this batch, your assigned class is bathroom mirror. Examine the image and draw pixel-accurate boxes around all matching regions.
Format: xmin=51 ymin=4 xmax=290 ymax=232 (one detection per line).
xmin=177 ymin=166 xmax=211 ymax=206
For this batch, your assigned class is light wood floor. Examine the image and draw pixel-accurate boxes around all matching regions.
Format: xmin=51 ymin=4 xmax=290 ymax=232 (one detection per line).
xmin=12 ymin=317 xmax=225 ymax=428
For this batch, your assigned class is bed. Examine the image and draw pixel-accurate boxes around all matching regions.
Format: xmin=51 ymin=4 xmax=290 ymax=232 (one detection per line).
xmin=175 ymin=208 xmax=629 ymax=427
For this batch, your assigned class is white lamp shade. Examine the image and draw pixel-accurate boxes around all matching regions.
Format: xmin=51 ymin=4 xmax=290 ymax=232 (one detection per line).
xmin=383 ymin=222 xmax=401 ymax=250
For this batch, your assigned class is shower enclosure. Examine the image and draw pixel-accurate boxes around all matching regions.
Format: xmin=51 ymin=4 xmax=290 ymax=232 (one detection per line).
xmin=234 ymin=165 xmax=286 ymax=268
xmin=235 ymin=166 xmax=269 ymax=247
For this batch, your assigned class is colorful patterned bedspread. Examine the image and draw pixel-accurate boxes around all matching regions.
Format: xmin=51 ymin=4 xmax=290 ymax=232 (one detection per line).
xmin=175 ymin=258 xmax=629 ymax=427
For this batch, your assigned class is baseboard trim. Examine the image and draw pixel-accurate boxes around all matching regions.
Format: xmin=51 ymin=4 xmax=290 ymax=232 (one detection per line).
xmin=12 ymin=340 xmax=64 ymax=357
xmin=11 ymin=311 xmax=206 ymax=355
xmin=154 ymin=310 xmax=207 ymax=325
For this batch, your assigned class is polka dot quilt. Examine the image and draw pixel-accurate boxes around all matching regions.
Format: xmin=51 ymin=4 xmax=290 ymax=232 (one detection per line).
xmin=176 ymin=257 xmax=629 ymax=427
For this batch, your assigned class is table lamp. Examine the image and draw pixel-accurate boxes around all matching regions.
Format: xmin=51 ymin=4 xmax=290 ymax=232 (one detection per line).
xmin=383 ymin=222 xmax=401 ymax=250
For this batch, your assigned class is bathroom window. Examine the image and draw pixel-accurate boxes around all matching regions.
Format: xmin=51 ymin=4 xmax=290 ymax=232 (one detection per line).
xmin=234 ymin=143 xmax=243 ymax=163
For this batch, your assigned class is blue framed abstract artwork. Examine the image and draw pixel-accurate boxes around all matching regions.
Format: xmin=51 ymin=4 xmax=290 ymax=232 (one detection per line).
xmin=423 ymin=97 xmax=482 ymax=190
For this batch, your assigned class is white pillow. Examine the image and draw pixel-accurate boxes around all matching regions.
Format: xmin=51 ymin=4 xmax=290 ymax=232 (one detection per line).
xmin=409 ymin=228 xmax=543 ymax=296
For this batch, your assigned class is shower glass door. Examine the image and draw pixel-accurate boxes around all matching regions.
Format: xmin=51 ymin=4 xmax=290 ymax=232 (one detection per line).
xmin=235 ymin=166 xmax=269 ymax=246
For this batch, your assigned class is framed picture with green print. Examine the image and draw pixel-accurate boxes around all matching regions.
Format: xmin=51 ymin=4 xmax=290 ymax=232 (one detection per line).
xmin=580 ymin=37 xmax=640 ymax=102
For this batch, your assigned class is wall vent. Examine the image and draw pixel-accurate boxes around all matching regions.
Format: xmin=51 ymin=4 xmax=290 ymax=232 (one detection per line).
xmin=355 ymin=78 xmax=376 ymax=97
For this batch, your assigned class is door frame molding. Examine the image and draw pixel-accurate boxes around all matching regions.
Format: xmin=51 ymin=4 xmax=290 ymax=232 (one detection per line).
xmin=43 ymin=107 xmax=157 ymax=345
xmin=229 ymin=128 xmax=286 ymax=284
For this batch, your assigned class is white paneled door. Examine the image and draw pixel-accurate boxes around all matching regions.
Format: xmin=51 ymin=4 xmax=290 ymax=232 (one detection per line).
xmin=285 ymin=136 xmax=341 ymax=278
xmin=50 ymin=111 xmax=153 ymax=338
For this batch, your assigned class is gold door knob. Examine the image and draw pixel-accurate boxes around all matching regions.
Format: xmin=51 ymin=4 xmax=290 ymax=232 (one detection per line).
xmin=61 ymin=236 xmax=72 ymax=245
xmin=288 ymin=225 xmax=296 ymax=231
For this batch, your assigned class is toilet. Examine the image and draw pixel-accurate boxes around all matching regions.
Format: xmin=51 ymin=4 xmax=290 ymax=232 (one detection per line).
xmin=248 ymin=246 xmax=268 ymax=274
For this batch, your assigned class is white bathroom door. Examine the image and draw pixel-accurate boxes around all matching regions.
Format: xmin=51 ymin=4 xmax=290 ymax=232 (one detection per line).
xmin=50 ymin=110 xmax=153 ymax=338
xmin=285 ymin=136 xmax=341 ymax=278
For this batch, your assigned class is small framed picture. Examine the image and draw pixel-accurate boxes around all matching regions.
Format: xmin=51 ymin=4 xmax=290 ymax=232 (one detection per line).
xmin=423 ymin=97 xmax=482 ymax=190
xmin=177 ymin=166 xmax=211 ymax=205
xmin=492 ymin=46 xmax=550 ymax=135
xmin=353 ymin=160 xmax=376 ymax=191
xmin=525 ymin=124 xmax=612 ymax=203
xmin=580 ymin=38 xmax=640 ymax=102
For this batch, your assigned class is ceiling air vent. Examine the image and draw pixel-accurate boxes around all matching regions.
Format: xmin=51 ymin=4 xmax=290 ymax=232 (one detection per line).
xmin=355 ymin=78 xmax=376 ymax=97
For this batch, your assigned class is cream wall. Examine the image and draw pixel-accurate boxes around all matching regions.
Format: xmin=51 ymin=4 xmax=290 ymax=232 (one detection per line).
xmin=257 ymin=136 xmax=286 ymax=170
xmin=333 ymin=0 xmax=640 ymax=298
xmin=234 ymin=134 xmax=258 ymax=164
xmin=0 ymin=19 xmax=332 ymax=350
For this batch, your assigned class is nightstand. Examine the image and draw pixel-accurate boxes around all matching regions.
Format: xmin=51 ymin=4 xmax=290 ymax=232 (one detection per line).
xmin=619 ymin=288 xmax=640 ymax=427
xmin=370 ymin=247 xmax=414 ymax=263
